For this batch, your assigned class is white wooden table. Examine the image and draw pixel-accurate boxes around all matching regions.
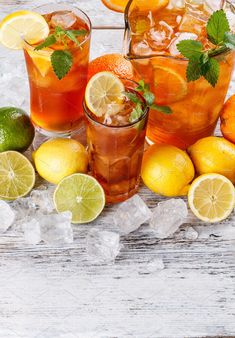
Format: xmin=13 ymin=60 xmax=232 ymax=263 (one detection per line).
xmin=0 ymin=1 xmax=235 ymax=337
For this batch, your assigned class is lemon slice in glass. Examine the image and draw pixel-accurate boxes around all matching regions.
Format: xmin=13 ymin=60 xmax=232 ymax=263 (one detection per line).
xmin=188 ymin=173 xmax=235 ymax=223
xmin=85 ymin=71 xmax=125 ymax=117
xmin=0 ymin=10 xmax=49 ymax=49
xmin=0 ymin=151 xmax=35 ymax=200
xmin=53 ymin=173 xmax=105 ymax=224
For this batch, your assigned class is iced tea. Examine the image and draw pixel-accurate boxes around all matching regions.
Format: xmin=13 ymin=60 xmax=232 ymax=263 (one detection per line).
xmin=84 ymin=80 xmax=148 ymax=204
xmin=24 ymin=4 xmax=91 ymax=135
xmin=124 ymin=0 xmax=235 ymax=149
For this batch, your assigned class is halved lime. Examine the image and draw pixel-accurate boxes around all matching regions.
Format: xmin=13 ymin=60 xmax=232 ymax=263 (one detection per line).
xmin=53 ymin=173 xmax=105 ymax=224
xmin=0 ymin=151 xmax=35 ymax=200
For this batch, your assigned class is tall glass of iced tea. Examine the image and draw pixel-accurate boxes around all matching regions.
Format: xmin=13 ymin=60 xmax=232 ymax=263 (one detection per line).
xmin=23 ymin=4 xmax=91 ymax=136
xmin=124 ymin=0 xmax=235 ymax=149
xmin=84 ymin=78 xmax=149 ymax=204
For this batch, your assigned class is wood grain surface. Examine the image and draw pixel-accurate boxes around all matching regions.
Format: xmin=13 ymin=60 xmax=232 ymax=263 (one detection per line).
xmin=0 ymin=1 xmax=235 ymax=337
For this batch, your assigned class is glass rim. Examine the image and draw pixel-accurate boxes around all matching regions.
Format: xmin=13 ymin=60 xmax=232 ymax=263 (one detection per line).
xmin=83 ymin=79 xmax=149 ymax=129
xmin=23 ymin=3 xmax=92 ymax=53
xmin=123 ymin=0 xmax=230 ymax=61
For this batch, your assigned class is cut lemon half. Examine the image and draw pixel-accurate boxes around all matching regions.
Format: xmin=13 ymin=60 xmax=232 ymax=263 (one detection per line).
xmin=188 ymin=173 xmax=235 ymax=223
xmin=152 ymin=63 xmax=187 ymax=105
xmin=0 ymin=151 xmax=35 ymax=200
xmin=53 ymin=173 xmax=105 ymax=224
xmin=85 ymin=71 xmax=125 ymax=117
xmin=0 ymin=10 xmax=49 ymax=49
xmin=102 ymin=0 xmax=169 ymax=13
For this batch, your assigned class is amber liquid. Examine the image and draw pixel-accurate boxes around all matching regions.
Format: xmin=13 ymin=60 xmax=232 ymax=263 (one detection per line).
xmin=85 ymin=87 xmax=148 ymax=204
xmin=128 ymin=3 xmax=235 ymax=149
xmin=24 ymin=11 xmax=90 ymax=134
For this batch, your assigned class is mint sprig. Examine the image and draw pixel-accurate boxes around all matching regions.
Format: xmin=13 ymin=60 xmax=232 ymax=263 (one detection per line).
xmin=126 ymin=80 xmax=172 ymax=123
xmin=34 ymin=26 xmax=87 ymax=80
xmin=177 ymin=9 xmax=235 ymax=87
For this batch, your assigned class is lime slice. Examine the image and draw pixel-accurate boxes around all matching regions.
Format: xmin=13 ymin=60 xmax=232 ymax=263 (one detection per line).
xmin=85 ymin=71 xmax=125 ymax=117
xmin=0 ymin=151 xmax=35 ymax=200
xmin=53 ymin=173 xmax=105 ymax=224
xmin=0 ymin=10 xmax=49 ymax=50
xmin=188 ymin=173 xmax=235 ymax=223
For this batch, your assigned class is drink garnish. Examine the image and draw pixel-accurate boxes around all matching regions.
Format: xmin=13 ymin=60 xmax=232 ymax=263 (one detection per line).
xmin=125 ymin=80 xmax=172 ymax=123
xmin=177 ymin=9 xmax=235 ymax=87
xmin=34 ymin=26 xmax=87 ymax=79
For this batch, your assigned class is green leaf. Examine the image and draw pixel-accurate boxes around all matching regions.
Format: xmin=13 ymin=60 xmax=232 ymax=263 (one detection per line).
xmin=186 ymin=58 xmax=202 ymax=82
xmin=69 ymin=29 xmax=87 ymax=36
xmin=206 ymin=9 xmax=230 ymax=45
xmin=124 ymin=91 xmax=141 ymax=104
xmin=65 ymin=30 xmax=80 ymax=46
xmin=34 ymin=35 xmax=57 ymax=50
xmin=177 ymin=40 xmax=203 ymax=59
xmin=129 ymin=102 xmax=144 ymax=122
xmin=151 ymin=104 xmax=172 ymax=114
xmin=202 ymin=58 xmax=220 ymax=87
xmin=55 ymin=26 xmax=64 ymax=34
xmin=136 ymin=79 xmax=145 ymax=92
xmin=224 ymin=32 xmax=235 ymax=50
xmin=51 ymin=50 xmax=73 ymax=80
xmin=143 ymin=91 xmax=155 ymax=106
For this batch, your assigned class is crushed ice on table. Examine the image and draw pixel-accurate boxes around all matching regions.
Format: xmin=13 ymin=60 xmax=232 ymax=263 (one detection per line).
xmin=29 ymin=187 xmax=55 ymax=214
xmin=184 ymin=226 xmax=198 ymax=240
xmin=86 ymin=228 xmax=121 ymax=263
xmin=150 ymin=199 xmax=188 ymax=239
xmin=0 ymin=200 xmax=15 ymax=233
xmin=50 ymin=11 xmax=77 ymax=29
xmin=10 ymin=197 xmax=31 ymax=229
xmin=113 ymin=195 xmax=152 ymax=235
xmin=40 ymin=211 xmax=73 ymax=245
xmin=23 ymin=218 xmax=41 ymax=245
xmin=139 ymin=257 xmax=165 ymax=274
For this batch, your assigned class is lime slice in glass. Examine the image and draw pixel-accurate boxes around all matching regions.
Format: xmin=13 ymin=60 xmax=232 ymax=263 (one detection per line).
xmin=0 ymin=151 xmax=35 ymax=200
xmin=53 ymin=173 xmax=105 ymax=224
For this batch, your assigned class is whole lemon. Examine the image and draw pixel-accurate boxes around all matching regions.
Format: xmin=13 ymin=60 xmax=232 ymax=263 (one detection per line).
xmin=34 ymin=138 xmax=88 ymax=184
xmin=141 ymin=144 xmax=195 ymax=197
xmin=188 ymin=136 xmax=235 ymax=183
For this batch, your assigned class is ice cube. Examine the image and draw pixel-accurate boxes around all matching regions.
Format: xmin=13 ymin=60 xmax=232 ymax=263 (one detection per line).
xmin=23 ymin=218 xmax=41 ymax=245
xmin=184 ymin=226 xmax=198 ymax=240
xmin=144 ymin=258 xmax=165 ymax=273
xmin=50 ymin=11 xmax=77 ymax=29
xmin=86 ymin=228 xmax=121 ymax=263
xmin=113 ymin=195 xmax=152 ymax=235
xmin=40 ymin=211 xmax=73 ymax=245
xmin=169 ymin=32 xmax=198 ymax=56
xmin=29 ymin=187 xmax=55 ymax=214
xmin=150 ymin=199 xmax=188 ymax=239
xmin=10 ymin=198 xmax=31 ymax=227
xmin=132 ymin=41 xmax=152 ymax=56
xmin=147 ymin=21 xmax=174 ymax=51
xmin=0 ymin=200 xmax=15 ymax=232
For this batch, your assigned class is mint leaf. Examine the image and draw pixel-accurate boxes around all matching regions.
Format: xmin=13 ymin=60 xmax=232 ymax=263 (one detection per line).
xmin=206 ymin=9 xmax=230 ymax=45
xmin=34 ymin=35 xmax=56 ymax=51
xmin=124 ymin=91 xmax=141 ymax=104
xmin=143 ymin=91 xmax=155 ymax=106
xmin=65 ymin=30 xmax=80 ymax=46
xmin=177 ymin=40 xmax=203 ymax=59
xmin=129 ymin=102 xmax=144 ymax=123
xmin=151 ymin=104 xmax=172 ymax=114
xmin=186 ymin=58 xmax=202 ymax=82
xmin=202 ymin=58 xmax=219 ymax=87
xmin=51 ymin=50 xmax=73 ymax=80
xmin=224 ymin=32 xmax=235 ymax=50
xmin=70 ymin=29 xmax=87 ymax=36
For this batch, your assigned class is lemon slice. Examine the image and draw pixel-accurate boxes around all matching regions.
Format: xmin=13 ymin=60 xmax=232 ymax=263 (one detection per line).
xmin=27 ymin=49 xmax=51 ymax=77
xmin=188 ymin=173 xmax=235 ymax=223
xmin=0 ymin=10 xmax=49 ymax=50
xmin=53 ymin=173 xmax=105 ymax=224
xmin=0 ymin=151 xmax=35 ymax=200
xmin=152 ymin=63 xmax=188 ymax=104
xmin=85 ymin=71 xmax=125 ymax=117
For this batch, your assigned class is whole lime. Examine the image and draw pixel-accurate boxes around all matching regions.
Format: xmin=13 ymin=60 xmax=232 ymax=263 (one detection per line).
xmin=0 ymin=107 xmax=35 ymax=152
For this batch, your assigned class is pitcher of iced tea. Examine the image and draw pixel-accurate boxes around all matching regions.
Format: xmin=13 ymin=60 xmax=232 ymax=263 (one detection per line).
xmin=124 ymin=0 xmax=235 ymax=149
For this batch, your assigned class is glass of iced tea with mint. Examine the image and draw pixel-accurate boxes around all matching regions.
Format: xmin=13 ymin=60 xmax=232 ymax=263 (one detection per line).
xmin=84 ymin=74 xmax=149 ymax=203
xmin=23 ymin=4 xmax=91 ymax=136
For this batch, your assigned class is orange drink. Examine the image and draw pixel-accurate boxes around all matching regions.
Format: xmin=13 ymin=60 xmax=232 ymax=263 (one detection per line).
xmin=124 ymin=0 xmax=235 ymax=149
xmin=84 ymin=78 xmax=148 ymax=204
xmin=23 ymin=4 xmax=91 ymax=136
